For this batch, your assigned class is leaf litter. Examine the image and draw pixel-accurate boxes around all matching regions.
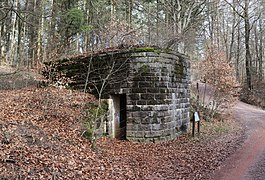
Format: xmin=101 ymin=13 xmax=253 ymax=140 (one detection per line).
xmin=0 ymin=87 xmax=245 ymax=179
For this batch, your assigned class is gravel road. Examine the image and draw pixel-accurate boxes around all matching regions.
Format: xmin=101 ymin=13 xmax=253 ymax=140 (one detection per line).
xmin=212 ymin=102 xmax=265 ymax=180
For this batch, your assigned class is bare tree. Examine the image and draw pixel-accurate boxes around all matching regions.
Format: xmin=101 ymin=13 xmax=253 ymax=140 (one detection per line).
xmin=224 ymin=0 xmax=261 ymax=90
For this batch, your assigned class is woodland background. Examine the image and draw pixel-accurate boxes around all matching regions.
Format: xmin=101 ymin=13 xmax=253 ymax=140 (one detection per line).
xmin=2 ymin=0 xmax=265 ymax=109
xmin=1 ymin=0 xmax=264 ymax=89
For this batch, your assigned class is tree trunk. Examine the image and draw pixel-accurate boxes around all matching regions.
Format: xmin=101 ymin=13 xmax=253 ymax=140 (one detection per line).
xmin=17 ymin=0 xmax=22 ymax=67
xmin=236 ymin=18 xmax=241 ymax=82
xmin=228 ymin=1 xmax=237 ymax=62
xmin=36 ymin=0 xmax=43 ymax=68
xmin=0 ymin=20 xmax=5 ymax=65
xmin=28 ymin=0 xmax=36 ymax=67
xmin=125 ymin=0 xmax=133 ymax=27
xmin=258 ymin=16 xmax=263 ymax=81
xmin=244 ymin=0 xmax=252 ymax=90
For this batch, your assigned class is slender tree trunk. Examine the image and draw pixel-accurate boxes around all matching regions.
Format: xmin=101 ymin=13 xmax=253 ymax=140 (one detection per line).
xmin=36 ymin=0 xmax=44 ymax=68
xmin=125 ymin=0 xmax=133 ymax=27
xmin=228 ymin=2 xmax=237 ymax=62
xmin=254 ymin=26 xmax=259 ymax=77
xmin=0 ymin=22 xmax=5 ymax=65
xmin=236 ymin=19 xmax=241 ymax=81
xmin=22 ymin=0 xmax=29 ymax=66
xmin=222 ymin=15 xmax=229 ymax=60
xmin=28 ymin=0 xmax=36 ymax=67
xmin=156 ymin=0 xmax=159 ymax=45
xmin=147 ymin=2 xmax=151 ymax=45
xmin=259 ymin=16 xmax=263 ymax=81
xmin=244 ymin=0 xmax=252 ymax=90
xmin=110 ymin=0 xmax=116 ymax=20
xmin=8 ymin=0 xmax=18 ymax=65
xmin=17 ymin=0 xmax=22 ymax=67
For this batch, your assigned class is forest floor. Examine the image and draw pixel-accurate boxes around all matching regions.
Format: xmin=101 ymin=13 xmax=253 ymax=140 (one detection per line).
xmin=0 ymin=67 xmax=247 ymax=179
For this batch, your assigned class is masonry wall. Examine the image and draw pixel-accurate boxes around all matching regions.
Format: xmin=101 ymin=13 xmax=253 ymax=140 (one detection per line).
xmin=43 ymin=48 xmax=191 ymax=143
xmin=106 ymin=50 xmax=190 ymax=142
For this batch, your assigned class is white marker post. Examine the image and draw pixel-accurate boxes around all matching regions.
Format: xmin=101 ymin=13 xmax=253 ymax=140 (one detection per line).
xmin=192 ymin=112 xmax=200 ymax=137
xmin=194 ymin=112 xmax=200 ymax=122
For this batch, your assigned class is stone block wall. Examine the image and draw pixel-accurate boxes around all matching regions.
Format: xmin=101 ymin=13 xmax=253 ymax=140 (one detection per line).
xmin=116 ymin=51 xmax=190 ymax=142
xmin=43 ymin=47 xmax=191 ymax=143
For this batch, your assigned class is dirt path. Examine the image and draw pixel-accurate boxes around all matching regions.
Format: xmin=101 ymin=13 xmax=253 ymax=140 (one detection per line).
xmin=212 ymin=102 xmax=265 ymax=180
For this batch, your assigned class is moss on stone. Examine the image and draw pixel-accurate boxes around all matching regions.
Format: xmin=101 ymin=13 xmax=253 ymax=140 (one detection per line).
xmin=132 ymin=47 xmax=173 ymax=54
xmin=162 ymin=48 xmax=172 ymax=54
xmin=175 ymin=62 xmax=184 ymax=77
xmin=132 ymin=47 xmax=159 ymax=52
xmin=139 ymin=64 xmax=150 ymax=73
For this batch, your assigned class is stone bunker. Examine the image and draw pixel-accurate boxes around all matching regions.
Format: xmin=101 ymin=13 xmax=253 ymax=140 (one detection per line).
xmin=43 ymin=47 xmax=191 ymax=142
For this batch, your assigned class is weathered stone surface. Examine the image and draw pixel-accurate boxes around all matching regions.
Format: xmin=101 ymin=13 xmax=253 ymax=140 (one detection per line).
xmin=43 ymin=47 xmax=191 ymax=143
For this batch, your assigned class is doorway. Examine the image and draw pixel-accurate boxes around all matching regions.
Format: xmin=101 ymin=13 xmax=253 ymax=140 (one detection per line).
xmin=111 ymin=94 xmax=127 ymax=139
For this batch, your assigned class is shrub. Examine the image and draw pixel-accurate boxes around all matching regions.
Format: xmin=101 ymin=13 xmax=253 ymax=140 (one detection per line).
xmin=197 ymin=46 xmax=240 ymax=121
xmin=82 ymin=101 xmax=108 ymax=149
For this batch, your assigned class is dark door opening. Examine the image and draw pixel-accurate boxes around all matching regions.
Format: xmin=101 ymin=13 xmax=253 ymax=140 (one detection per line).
xmin=119 ymin=94 xmax=127 ymax=139
xmin=113 ymin=94 xmax=127 ymax=140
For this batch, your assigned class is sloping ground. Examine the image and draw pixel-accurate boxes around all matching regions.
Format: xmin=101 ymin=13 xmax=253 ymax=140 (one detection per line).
xmin=0 ymin=87 xmax=97 ymax=179
xmin=0 ymin=87 xmax=245 ymax=179
xmin=240 ymin=80 xmax=265 ymax=109
xmin=0 ymin=66 xmax=40 ymax=90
